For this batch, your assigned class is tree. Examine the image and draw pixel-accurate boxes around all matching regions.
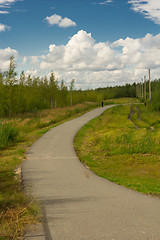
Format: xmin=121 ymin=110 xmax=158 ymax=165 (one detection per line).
xmin=0 ymin=71 xmax=5 ymax=115
xmin=26 ymin=75 xmax=32 ymax=87
xmin=4 ymin=55 xmax=17 ymax=115
xmin=60 ymin=80 xmax=68 ymax=107
xmin=49 ymin=72 xmax=58 ymax=108
xmin=18 ymin=71 xmax=26 ymax=113
xmin=4 ymin=55 xmax=17 ymax=86
xmin=69 ymin=79 xmax=75 ymax=106
xmin=19 ymin=71 xmax=26 ymax=86
xmin=42 ymin=76 xmax=49 ymax=107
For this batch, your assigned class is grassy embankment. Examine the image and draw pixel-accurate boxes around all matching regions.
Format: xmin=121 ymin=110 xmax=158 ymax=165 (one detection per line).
xmin=74 ymin=104 xmax=160 ymax=197
xmin=0 ymin=98 xmax=138 ymax=239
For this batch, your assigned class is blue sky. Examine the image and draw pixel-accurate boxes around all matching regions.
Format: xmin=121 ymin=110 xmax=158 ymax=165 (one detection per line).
xmin=0 ymin=0 xmax=160 ymax=89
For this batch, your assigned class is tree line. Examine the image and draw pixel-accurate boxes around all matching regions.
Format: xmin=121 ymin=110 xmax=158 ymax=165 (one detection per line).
xmin=1 ymin=55 xmax=154 ymax=117
xmin=148 ymin=79 xmax=160 ymax=111
xmin=135 ymin=78 xmax=160 ymax=111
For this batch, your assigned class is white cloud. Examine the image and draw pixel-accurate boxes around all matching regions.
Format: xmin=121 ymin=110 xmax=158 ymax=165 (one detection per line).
xmin=0 ymin=23 xmax=10 ymax=31
xmin=22 ymin=56 xmax=27 ymax=64
xmin=112 ymin=33 xmax=160 ymax=69
xmin=0 ymin=0 xmax=21 ymax=5
xmin=128 ymin=0 xmax=160 ymax=24
xmin=39 ymin=30 xmax=160 ymax=88
xmin=30 ymin=56 xmax=39 ymax=65
xmin=45 ymin=14 xmax=76 ymax=28
xmin=25 ymin=69 xmax=38 ymax=77
xmin=58 ymin=17 xmax=76 ymax=28
xmin=0 ymin=0 xmax=24 ymax=34
xmin=45 ymin=14 xmax=61 ymax=25
xmin=99 ymin=0 xmax=113 ymax=5
xmin=0 ymin=0 xmax=23 ymax=14
xmin=0 ymin=0 xmax=14 ymax=4
xmin=40 ymin=30 xmax=120 ymax=72
xmin=0 ymin=10 xmax=9 ymax=13
xmin=0 ymin=47 xmax=18 ymax=71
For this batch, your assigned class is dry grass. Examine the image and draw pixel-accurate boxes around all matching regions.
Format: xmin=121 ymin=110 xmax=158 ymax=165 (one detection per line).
xmin=0 ymin=201 xmax=41 ymax=240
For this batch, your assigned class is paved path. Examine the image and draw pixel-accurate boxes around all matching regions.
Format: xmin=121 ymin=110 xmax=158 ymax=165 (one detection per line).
xmin=22 ymin=105 xmax=160 ymax=240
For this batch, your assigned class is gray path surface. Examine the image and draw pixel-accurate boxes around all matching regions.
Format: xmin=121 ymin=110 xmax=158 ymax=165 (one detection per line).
xmin=22 ymin=105 xmax=160 ymax=240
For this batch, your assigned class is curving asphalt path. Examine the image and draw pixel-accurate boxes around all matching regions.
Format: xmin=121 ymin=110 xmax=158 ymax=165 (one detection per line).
xmin=22 ymin=105 xmax=160 ymax=240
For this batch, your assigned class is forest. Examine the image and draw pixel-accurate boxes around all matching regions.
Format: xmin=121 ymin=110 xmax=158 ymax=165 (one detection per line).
xmin=0 ymin=56 xmax=159 ymax=117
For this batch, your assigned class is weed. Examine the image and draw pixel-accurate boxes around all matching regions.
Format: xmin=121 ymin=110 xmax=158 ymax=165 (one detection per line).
xmin=0 ymin=122 xmax=18 ymax=150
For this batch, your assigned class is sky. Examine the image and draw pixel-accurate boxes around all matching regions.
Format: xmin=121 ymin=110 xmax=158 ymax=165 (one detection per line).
xmin=0 ymin=0 xmax=160 ymax=89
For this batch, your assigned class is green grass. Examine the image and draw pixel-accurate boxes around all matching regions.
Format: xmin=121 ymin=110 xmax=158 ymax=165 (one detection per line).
xmin=0 ymin=122 xmax=18 ymax=150
xmin=104 ymin=97 xmax=140 ymax=105
xmin=74 ymin=104 xmax=160 ymax=197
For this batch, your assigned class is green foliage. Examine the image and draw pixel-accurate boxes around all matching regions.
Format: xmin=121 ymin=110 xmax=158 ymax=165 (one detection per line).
xmin=74 ymin=105 xmax=160 ymax=196
xmin=0 ymin=56 xmax=139 ymax=117
xmin=3 ymin=56 xmax=17 ymax=116
xmin=4 ymin=55 xmax=17 ymax=86
xmin=0 ymin=121 xmax=18 ymax=149
xmin=150 ymin=79 xmax=160 ymax=111
xmin=49 ymin=71 xmax=59 ymax=108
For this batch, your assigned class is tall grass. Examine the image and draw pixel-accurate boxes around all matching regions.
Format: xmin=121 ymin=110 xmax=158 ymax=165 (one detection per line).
xmin=0 ymin=121 xmax=18 ymax=149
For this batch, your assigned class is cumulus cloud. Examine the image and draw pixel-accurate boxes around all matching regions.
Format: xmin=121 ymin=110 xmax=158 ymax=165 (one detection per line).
xmin=40 ymin=30 xmax=121 ymax=72
xmin=128 ymin=0 xmax=160 ymax=24
xmin=25 ymin=69 xmax=38 ymax=77
xmin=0 ymin=23 xmax=10 ymax=31
xmin=45 ymin=14 xmax=61 ymax=25
xmin=112 ymin=33 xmax=160 ymax=69
xmin=22 ymin=56 xmax=27 ymax=64
xmin=0 ymin=47 xmax=18 ymax=71
xmin=45 ymin=14 xmax=76 ymax=28
xmin=39 ymin=30 xmax=160 ymax=88
xmin=30 ymin=56 xmax=39 ymax=65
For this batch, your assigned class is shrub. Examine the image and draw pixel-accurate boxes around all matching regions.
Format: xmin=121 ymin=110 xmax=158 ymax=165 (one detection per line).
xmin=0 ymin=121 xmax=18 ymax=149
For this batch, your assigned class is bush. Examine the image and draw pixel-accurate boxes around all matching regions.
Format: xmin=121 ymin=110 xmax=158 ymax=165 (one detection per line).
xmin=0 ymin=121 xmax=18 ymax=149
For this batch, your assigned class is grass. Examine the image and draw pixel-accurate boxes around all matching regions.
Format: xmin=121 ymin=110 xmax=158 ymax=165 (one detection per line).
xmin=104 ymin=97 xmax=140 ymax=105
xmin=0 ymin=142 xmax=41 ymax=239
xmin=0 ymin=98 xmax=138 ymax=239
xmin=0 ymin=121 xmax=18 ymax=150
xmin=74 ymin=104 xmax=160 ymax=197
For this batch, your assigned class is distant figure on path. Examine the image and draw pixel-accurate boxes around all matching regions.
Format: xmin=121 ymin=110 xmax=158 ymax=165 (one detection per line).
xmin=101 ymin=101 xmax=104 ymax=107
